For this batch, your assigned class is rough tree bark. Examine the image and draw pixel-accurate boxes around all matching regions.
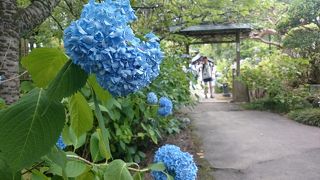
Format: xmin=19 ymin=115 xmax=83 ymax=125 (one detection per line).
xmin=0 ymin=0 xmax=61 ymax=104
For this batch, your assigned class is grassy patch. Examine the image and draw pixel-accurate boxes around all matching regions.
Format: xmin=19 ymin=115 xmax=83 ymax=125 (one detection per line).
xmin=288 ymin=108 xmax=320 ymax=127
xmin=242 ymin=99 xmax=290 ymax=113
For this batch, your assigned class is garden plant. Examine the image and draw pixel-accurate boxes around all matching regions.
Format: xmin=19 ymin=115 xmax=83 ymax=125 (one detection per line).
xmin=0 ymin=0 xmax=197 ymax=179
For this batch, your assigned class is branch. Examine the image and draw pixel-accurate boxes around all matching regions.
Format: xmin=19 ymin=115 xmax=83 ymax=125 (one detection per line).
xmin=0 ymin=71 xmax=28 ymax=84
xmin=17 ymin=0 xmax=61 ymax=36
xmin=250 ymin=36 xmax=282 ymax=48
xmin=249 ymin=29 xmax=282 ymax=48
xmin=63 ymin=0 xmax=77 ymax=18
xmin=50 ymin=14 xmax=64 ymax=31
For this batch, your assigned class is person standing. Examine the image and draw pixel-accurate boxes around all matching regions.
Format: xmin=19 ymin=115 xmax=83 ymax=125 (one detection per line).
xmin=202 ymin=57 xmax=214 ymax=98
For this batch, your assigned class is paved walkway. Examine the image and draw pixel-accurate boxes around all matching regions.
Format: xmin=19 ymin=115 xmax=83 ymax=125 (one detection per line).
xmin=189 ymin=102 xmax=320 ymax=180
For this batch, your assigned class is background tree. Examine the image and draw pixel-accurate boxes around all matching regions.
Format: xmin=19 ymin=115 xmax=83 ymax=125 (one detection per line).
xmin=279 ymin=0 xmax=320 ymax=83
xmin=0 ymin=0 xmax=61 ymax=104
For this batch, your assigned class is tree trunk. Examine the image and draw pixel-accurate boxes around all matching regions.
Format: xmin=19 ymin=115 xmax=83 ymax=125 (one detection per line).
xmin=0 ymin=0 xmax=61 ymax=104
xmin=0 ymin=0 xmax=20 ymax=104
xmin=309 ymin=53 xmax=320 ymax=84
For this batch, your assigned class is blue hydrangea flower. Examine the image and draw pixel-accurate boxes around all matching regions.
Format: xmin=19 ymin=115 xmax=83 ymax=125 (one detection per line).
xmin=158 ymin=97 xmax=173 ymax=116
xmin=152 ymin=144 xmax=198 ymax=180
xmin=56 ymin=136 xmax=66 ymax=150
xmin=147 ymin=92 xmax=158 ymax=104
xmin=64 ymin=0 xmax=164 ymax=96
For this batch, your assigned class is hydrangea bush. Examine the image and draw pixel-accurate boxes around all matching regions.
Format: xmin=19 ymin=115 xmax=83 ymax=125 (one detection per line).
xmin=158 ymin=97 xmax=173 ymax=116
xmin=152 ymin=144 xmax=198 ymax=180
xmin=147 ymin=92 xmax=158 ymax=104
xmin=0 ymin=0 xmax=195 ymax=179
xmin=64 ymin=0 xmax=164 ymax=96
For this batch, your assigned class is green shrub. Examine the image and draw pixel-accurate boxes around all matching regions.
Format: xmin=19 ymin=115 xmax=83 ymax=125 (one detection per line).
xmin=0 ymin=97 xmax=5 ymax=109
xmin=240 ymin=52 xmax=311 ymax=112
xmin=149 ymin=54 xmax=195 ymax=108
xmin=214 ymin=85 xmax=223 ymax=93
xmin=288 ymin=108 xmax=320 ymax=127
xmin=243 ymin=98 xmax=290 ymax=113
xmin=244 ymin=95 xmax=312 ymax=113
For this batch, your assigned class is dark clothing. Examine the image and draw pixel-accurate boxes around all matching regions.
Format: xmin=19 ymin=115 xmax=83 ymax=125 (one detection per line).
xmin=203 ymin=77 xmax=213 ymax=82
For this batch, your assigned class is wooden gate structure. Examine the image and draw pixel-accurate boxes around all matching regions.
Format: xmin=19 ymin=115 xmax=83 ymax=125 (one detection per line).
xmin=170 ymin=23 xmax=252 ymax=102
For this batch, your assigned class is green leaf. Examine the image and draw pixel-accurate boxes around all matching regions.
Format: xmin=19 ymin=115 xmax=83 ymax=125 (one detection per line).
xmin=64 ymin=161 xmax=90 ymax=177
xmin=133 ymin=172 xmax=143 ymax=180
xmin=90 ymin=132 xmax=104 ymax=162
xmin=0 ymin=157 xmax=13 ymax=179
xmin=166 ymin=173 xmax=174 ymax=180
xmin=70 ymin=130 xmax=87 ymax=150
xmin=0 ymin=88 xmax=65 ymax=172
xmin=21 ymin=48 xmax=68 ymax=87
xmin=62 ymin=126 xmax=86 ymax=149
xmin=45 ymin=147 xmax=67 ymax=169
xmin=69 ymin=92 xmax=93 ymax=137
xmin=31 ymin=169 xmax=50 ymax=180
xmin=47 ymin=162 xmax=62 ymax=176
xmin=148 ymin=129 xmax=158 ymax=144
xmin=148 ymin=162 xmax=165 ymax=171
xmin=97 ymin=129 xmax=112 ymax=160
xmin=77 ymin=171 xmax=95 ymax=180
xmin=93 ymin=92 xmax=112 ymax=160
xmin=134 ymin=155 xmax=140 ymax=163
xmin=104 ymin=159 xmax=133 ymax=180
xmin=88 ymin=75 xmax=112 ymax=103
xmin=88 ymin=102 xmax=109 ymax=113
xmin=47 ymin=60 xmax=88 ymax=101
xmin=61 ymin=126 xmax=73 ymax=146
xmin=20 ymin=81 xmax=35 ymax=93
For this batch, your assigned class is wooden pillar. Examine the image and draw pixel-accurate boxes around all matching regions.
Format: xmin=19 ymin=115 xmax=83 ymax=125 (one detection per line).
xmin=186 ymin=44 xmax=190 ymax=54
xmin=233 ymin=31 xmax=249 ymax=102
xmin=236 ymin=31 xmax=240 ymax=76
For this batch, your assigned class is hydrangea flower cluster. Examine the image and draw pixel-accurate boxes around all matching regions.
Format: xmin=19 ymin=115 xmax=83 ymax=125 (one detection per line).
xmin=158 ymin=97 xmax=173 ymax=117
xmin=56 ymin=136 xmax=66 ymax=150
xmin=152 ymin=144 xmax=198 ymax=180
xmin=64 ymin=0 xmax=163 ymax=96
xmin=147 ymin=92 xmax=158 ymax=104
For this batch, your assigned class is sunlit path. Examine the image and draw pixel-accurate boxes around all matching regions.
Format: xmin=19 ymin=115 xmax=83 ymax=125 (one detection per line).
xmin=190 ymin=102 xmax=320 ymax=180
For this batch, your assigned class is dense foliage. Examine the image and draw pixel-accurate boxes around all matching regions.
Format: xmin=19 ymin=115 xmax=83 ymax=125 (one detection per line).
xmin=238 ymin=0 xmax=319 ymax=116
xmin=0 ymin=1 xmax=195 ymax=179
xmin=1 ymin=0 xmax=318 ymax=178
xmin=288 ymin=108 xmax=320 ymax=127
xmin=240 ymin=53 xmax=310 ymax=112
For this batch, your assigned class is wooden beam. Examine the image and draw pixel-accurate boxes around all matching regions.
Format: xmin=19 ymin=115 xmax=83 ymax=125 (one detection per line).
xmin=186 ymin=44 xmax=190 ymax=54
xmin=190 ymin=40 xmax=236 ymax=44
xmin=236 ymin=31 xmax=240 ymax=76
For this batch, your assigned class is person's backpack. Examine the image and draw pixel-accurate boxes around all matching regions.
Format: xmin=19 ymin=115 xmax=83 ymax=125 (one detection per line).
xmin=202 ymin=64 xmax=212 ymax=79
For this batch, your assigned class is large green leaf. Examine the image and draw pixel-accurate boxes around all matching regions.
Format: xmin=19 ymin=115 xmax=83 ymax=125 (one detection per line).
xmin=64 ymin=161 xmax=90 ymax=177
xmin=45 ymin=147 xmax=67 ymax=169
xmin=0 ymin=88 xmax=65 ymax=172
xmin=104 ymin=160 xmax=133 ymax=180
xmin=89 ymin=132 xmax=104 ymax=162
xmin=47 ymin=60 xmax=88 ymax=101
xmin=93 ymin=93 xmax=112 ymax=160
xmin=97 ymin=129 xmax=112 ymax=161
xmin=133 ymin=172 xmax=143 ymax=180
xmin=62 ymin=126 xmax=87 ymax=149
xmin=88 ymin=75 xmax=112 ymax=103
xmin=0 ymin=157 xmax=13 ymax=179
xmin=21 ymin=48 xmax=68 ymax=87
xmin=69 ymin=93 xmax=93 ymax=137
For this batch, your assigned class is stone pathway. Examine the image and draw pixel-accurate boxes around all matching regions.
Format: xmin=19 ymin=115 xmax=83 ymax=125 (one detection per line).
xmin=189 ymin=102 xmax=320 ymax=180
